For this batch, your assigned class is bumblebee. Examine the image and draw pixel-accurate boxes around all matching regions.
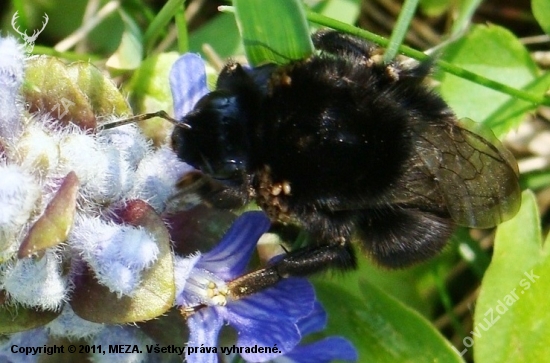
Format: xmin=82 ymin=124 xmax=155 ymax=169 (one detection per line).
xmin=171 ymin=30 xmax=521 ymax=297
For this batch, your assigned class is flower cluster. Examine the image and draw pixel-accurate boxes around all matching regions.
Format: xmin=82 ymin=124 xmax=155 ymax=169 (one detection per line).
xmin=0 ymin=36 xmax=190 ymax=361
xmin=0 ymin=36 xmax=357 ymax=363
xmin=0 ymin=35 xmax=191 ymax=302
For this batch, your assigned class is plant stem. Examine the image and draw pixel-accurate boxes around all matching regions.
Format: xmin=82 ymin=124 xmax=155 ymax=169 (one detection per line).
xmin=383 ymin=0 xmax=420 ymax=63
xmin=144 ymin=0 xmax=186 ymax=52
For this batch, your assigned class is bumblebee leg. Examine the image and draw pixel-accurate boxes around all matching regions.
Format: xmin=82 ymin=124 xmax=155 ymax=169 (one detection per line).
xmin=166 ymin=171 xmax=250 ymax=212
xmin=228 ymin=240 xmax=356 ymax=299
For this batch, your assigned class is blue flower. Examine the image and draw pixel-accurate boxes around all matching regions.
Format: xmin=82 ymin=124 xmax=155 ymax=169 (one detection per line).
xmin=268 ymin=301 xmax=358 ymax=363
xmin=224 ymin=302 xmax=358 ymax=363
xmin=174 ymin=211 xmax=316 ymax=363
xmin=170 ymin=53 xmax=210 ymax=119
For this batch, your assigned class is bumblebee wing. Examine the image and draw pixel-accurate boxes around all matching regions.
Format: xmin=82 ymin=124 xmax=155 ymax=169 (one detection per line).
xmin=412 ymin=118 xmax=521 ymax=228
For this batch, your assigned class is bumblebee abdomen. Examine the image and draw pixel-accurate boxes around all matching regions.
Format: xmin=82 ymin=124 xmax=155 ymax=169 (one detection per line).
xmin=255 ymin=56 xmax=416 ymax=204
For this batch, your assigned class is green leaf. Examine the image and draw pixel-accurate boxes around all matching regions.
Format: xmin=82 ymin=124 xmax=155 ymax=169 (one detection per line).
xmin=484 ymin=72 xmax=550 ymax=137
xmin=315 ymin=280 xmax=465 ymax=363
xmin=106 ymin=9 xmax=143 ymax=70
xmin=437 ymin=25 xmax=542 ymax=136
xmin=533 ymin=0 xmax=550 ymax=35
xmin=419 ymin=0 xmax=452 ymax=17
xmin=188 ymin=13 xmax=243 ymax=60
xmin=70 ymin=200 xmax=174 ymax=324
xmin=315 ymin=253 xmax=453 ymax=318
xmin=66 ymin=62 xmax=131 ymax=116
xmin=233 ymin=0 xmax=313 ymax=65
xmin=23 ymin=56 xmax=132 ymax=130
xmin=312 ymin=0 xmax=361 ymax=25
xmin=520 ymin=170 xmax=550 ymax=191
xmin=474 ymin=190 xmax=550 ymax=363
xmin=23 ymin=56 xmax=96 ymax=129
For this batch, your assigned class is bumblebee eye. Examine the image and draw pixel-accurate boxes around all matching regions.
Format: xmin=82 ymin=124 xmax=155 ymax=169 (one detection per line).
xmin=171 ymin=90 xmax=250 ymax=181
xmin=194 ymin=91 xmax=234 ymax=111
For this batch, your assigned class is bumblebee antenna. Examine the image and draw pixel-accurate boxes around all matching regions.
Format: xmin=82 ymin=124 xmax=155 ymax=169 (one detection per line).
xmin=99 ymin=111 xmax=191 ymax=130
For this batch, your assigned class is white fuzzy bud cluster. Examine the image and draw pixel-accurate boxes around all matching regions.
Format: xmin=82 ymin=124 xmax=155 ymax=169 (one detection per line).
xmin=0 ymin=36 xmax=192 ymax=351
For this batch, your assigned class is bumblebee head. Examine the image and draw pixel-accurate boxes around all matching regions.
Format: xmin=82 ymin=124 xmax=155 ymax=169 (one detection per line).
xmin=171 ymin=90 xmax=249 ymax=182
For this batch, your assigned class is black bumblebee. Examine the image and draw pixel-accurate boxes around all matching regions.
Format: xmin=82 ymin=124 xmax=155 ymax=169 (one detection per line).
xmin=171 ymin=30 xmax=521 ymax=297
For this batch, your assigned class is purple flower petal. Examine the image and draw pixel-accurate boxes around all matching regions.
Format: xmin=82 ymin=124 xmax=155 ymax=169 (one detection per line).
xmin=226 ymin=278 xmax=315 ymax=322
xmin=196 ymin=211 xmax=270 ymax=281
xmin=233 ymin=315 xmax=301 ymax=362
xmin=216 ymin=279 xmax=314 ymax=360
xmin=170 ymin=53 xmax=209 ymax=119
xmin=296 ymin=301 xmax=327 ymax=336
xmin=282 ymin=337 xmax=358 ymax=363
xmin=187 ymin=308 xmax=223 ymax=363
